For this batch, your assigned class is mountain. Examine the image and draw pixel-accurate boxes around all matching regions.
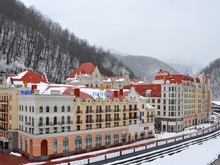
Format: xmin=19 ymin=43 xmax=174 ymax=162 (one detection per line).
xmin=0 ymin=0 xmax=135 ymax=83
xmin=115 ymin=55 xmax=177 ymax=82
xmin=201 ymin=58 xmax=220 ymax=100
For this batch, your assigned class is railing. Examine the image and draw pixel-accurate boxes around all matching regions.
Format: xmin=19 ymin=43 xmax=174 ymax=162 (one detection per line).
xmin=86 ymin=110 xmax=94 ymax=114
xmin=96 ymin=110 xmax=104 ymax=113
xmin=76 ymin=120 xmax=83 ymax=124
xmin=76 ymin=110 xmax=83 ymax=114
xmin=105 ymin=118 xmax=112 ymax=122
xmin=86 ymin=119 xmax=94 ymax=123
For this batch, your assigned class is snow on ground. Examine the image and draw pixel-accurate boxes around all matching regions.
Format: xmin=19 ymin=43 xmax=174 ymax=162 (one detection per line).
xmin=144 ymin=134 xmax=220 ymax=165
xmin=9 ymin=152 xmax=22 ymax=157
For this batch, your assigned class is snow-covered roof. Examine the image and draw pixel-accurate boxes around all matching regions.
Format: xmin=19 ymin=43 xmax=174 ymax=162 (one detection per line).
xmin=212 ymin=101 xmax=220 ymax=106
xmin=146 ymin=104 xmax=155 ymax=109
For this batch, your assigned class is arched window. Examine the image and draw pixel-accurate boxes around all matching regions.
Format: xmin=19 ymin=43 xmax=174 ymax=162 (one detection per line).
xmin=29 ymin=106 xmax=31 ymax=112
xmin=25 ymin=116 xmax=27 ymax=122
xmin=75 ymin=136 xmax=82 ymax=150
xmin=62 ymin=106 xmax=65 ymax=112
xmin=25 ymin=138 xmax=27 ymax=152
xmin=114 ymin=132 xmax=119 ymax=144
xmin=20 ymin=136 xmax=22 ymax=150
xmin=53 ymin=138 xmax=58 ymax=154
xmin=105 ymin=132 xmax=111 ymax=145
xmin=85 ymin=134 xmax=92 ymax=149
xmin=67 ymin=106 xmax=71 ymax=112
xmin=39 ymin=106 xmax=43 ymax=113
xmin=46 ymin=117 xmax=49 ymax=125
xmin=63 ymin=137 xmax=69 ymax=152
xmin=62 ymin=116 xmax=65 ymax=125
xmin=95 ymin=134 xmax=102 ymax=147
xmin=25 ymin=105 xmax=27 ymax=112
xmin=32 ymin=106 xmax=34 ymax=112
xmin=54 ymin=106 xmax=57 ymax=112
xmin=46 ymin=106 xmax=50 ymax=112
xmin=54 ymin=116 xmax=57 ymax=125
xmin=122 ymin=130 xmax=127 ymax=143
xmin=67 ymin=116 xmax=70 ymax=124
xmin=39 ymin=117 xmax=43 ymax=126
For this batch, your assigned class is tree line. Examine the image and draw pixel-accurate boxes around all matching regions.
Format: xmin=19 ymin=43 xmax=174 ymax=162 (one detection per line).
xmin=0 ymin=0 xmax=135 ymax=83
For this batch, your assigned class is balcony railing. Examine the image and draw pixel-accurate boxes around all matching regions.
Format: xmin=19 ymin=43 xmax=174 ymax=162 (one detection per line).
xmin=114 ymin=109 xmax=121 ymax=113
xmin=86 ymin=110 xmax=94 ymax=114
xmin=96 ymin=110 xmax=103 ymax=113
xmin=96 ymin=119 xmax=104 ymax=122
xmin=76 ymin=110 xmax=83 ymax=114
xmin=105 ymin=109 xmax=112 ymax=113
xmin=86 ymin=119 xmax=94 ymax=123
xmin=114 ymin=117 xmax=121 ymax=121
xmin=105 ymin=118 xmax=112 ymax=122
xmin=76 ymin=120 xmax=83 ymax=124
xmin=123 ymin=117 xmax=128 ymax=120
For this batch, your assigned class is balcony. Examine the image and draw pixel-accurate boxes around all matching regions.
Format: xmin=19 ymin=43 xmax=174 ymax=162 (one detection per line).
xmin=123 ymin=109 xmax=128 ymax=112
xmin=96 ymin=110 xmax=103 ymax=113
xmin=105 ymin=118 xmax=112 ymax=122
xmin=76 ymin=110 xmax=83 ymax=114
xmin=96 ymin=119 xmax=104 ymax=122
xmin=105 ymin=109 xmax=112 ymax=113
xmin=76 ymin=120 xmax=83 ymax=124
xmin=86 ymin=119 xmax=94 ymax=123
xmin=114 ymin=117 xmax=121 ymax=121
xmin=86 ymin=110 xmax=94 ymax=114
xmin=0 ymin=100 xmax=8 ymax=104
xmin=114 ymin=109 xmax=121 ymax=113
xmin=129 ymin=108 xmax=138 ymax=112
xmin=0 ymin=109 xmax=8 ymax=113
xmin=123 ymin=117 xmax=128 ymax=120
xmin=0 ymin=118 xmax=8 ymax=122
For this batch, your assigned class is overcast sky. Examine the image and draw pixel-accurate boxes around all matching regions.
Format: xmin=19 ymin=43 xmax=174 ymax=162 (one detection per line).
xmin=20 ymin=0 xmax=220 ymax=66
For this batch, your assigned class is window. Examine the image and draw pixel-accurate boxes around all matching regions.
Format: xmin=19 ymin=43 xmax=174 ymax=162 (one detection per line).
xmin=54 ymin=106 xmax=57 ymax=112
xmin=62 ymin=116 xmax=65 ymax=125
xmin=122 ymin=131 xmax=127 ymax=143
xmin=63 ymin=137 xmax=69 ymax=152
xmin=32 ymin=106 xmax=34 ymax=112
xmin=53 ymin=139 xmax=58 ymax=153
xmin=85 ymin=134 xmax=92 ymax=148
xmin=67 ymin=116 xmax=70 ymax=124
xmin=67 ymin=126 xmax=70 ymax=132
xmin=54 ymin=116 xmax=57 ymax=125
xmin=39 ymin=117 xmax=43 ymax=126
xmin=62 ymin=106 xmax=65 ymax=112
xmin=54 ymin=127 xmax=57 ymax=133
xmin=20 ymin=136 xmax=22 ymax=150
xmin=39 ymin=129 xmax=43 ymax=134
xmin=75 ymin=136 xmax=82 ymax=150
xmin=67 ymin=106 xmax=71 ymax=112
xmin=46 ymin=117 xmax=49 ymax=125
xmin=62 ymin=127 xmax=65 ymax=132
xmin=46 ymin=128 xmax=49 ymax=134
xmin=95 ymin=134 xmax=102 ymax=147
xmin=39 ymin=106 xmax=43 ymax=113
xmin=105 ymin=132 xmax=111 ymax=145
xmin=29 ymin=106 xmax=31 ymax=112
xmin=114 ymin=132 xmax=119 ymax=144
xmin=46 ymin=106 xmax=50 ymax=112
xmin=25 ymin=138 xmax=27 ymax=153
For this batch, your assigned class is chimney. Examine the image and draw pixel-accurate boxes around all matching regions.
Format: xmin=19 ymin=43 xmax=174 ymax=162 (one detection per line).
xmin=74 ymin=88 xmax=80 ymax=97
xmin=31 ymin=85 xmax=37 ymax=93
xmin=119 ymin=89 xmax=123 ymax=95
xmin=114 ymin=91 xmax=118 ymax=97
xmin=34 ymin=89 xmax=40 ymax=95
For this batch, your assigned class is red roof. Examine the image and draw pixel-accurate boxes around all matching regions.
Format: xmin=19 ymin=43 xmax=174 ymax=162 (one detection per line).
xmin=124 ymin=84 xmax=161 ymax=97
xmin=154 ymin=74 xmax=194 ymax=84
xmin=11 ymin=70 xmax=48 ymax=84
xmin=68 ymin=62 xmax=95 ymax=78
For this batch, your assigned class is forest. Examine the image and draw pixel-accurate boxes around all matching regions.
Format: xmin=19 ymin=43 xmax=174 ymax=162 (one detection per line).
xmin=0 ymin=0 xmax=135 ymax=83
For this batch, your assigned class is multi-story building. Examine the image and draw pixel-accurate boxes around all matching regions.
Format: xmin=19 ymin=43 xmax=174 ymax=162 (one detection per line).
xmin=0 ymin=70 xmax=49 ymax=152
xmin=124 ymin=69 xmax=211 ymax=133
xmin=17 ymin=85 xmax=155 ymax=160
xmin=65 ymin=62 xmax=104 ymax=88
xmin=103 ymin=75 xmax=130 ymax=89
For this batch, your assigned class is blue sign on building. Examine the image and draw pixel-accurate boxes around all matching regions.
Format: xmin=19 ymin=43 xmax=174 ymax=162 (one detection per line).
xmin=20 ymin=90 xmax=32 ymax=95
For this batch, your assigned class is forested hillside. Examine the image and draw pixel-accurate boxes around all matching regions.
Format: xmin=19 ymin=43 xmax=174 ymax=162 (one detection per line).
xmin=202 ymin=58 xmax=220 ymax=100
xmin=0 ymin=0 xmax=135 ymax=83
